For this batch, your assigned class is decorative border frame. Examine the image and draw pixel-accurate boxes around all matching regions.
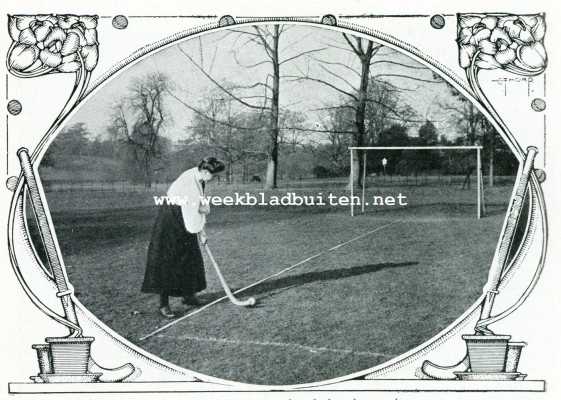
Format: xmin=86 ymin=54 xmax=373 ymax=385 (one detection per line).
xmin=3 ymin=10 xmax=549 ymax=394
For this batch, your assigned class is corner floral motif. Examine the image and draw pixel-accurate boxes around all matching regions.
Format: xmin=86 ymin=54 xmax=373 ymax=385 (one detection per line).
xmin=7 ymin=14 xmax=99 ymax=76
xmin=457 ymin=13 xmax=546 ymax=75
xmin=6 ymin=14 xmax=135 ymax=384
xmin=420 ymin=13 xmax=548 ymax=381
xmin=6 ymin=14 xmax=99 ymax=149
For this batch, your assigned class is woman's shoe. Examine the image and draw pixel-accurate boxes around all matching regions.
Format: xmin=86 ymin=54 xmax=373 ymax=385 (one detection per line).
xmin=159 ymin=306 xmax=176 ymax=318
xmin=182 ymin=295 xmax=201 ymax=306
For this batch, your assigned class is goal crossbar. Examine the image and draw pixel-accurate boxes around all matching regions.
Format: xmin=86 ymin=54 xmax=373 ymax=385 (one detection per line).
xmin=349 ymin=146 xmax=485 ymax=219
xmin=349 ymin=146 xmax=483 ymax=150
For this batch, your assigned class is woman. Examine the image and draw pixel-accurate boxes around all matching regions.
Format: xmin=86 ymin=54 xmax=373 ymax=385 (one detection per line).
xmin=142 ymin=157 xmax=225 ymax=318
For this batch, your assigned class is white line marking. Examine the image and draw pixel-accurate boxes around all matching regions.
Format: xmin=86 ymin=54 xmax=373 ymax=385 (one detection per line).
xmin=158 ymin=333 xmax=396 ymax=359
xmin=139 ymin=220 xmax=401 ymax=341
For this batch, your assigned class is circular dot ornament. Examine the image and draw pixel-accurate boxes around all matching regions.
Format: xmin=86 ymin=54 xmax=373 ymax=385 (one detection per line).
xmin=218 ymin=15 xmax=236 ymax=27
xmin=6 ymin=176 xmax=18 ymax=191
xmin=7 ymin=99 xmax=22 ymax=115
xmin=112 ymin=15 xmax=129 ymax=30
xmin=321 ymin=15 xmax=337 ymax=26
xmin=430 ymin=15 xmax=446 ymax=29
xmin=531 ymin=98 xmax=546 ymax=112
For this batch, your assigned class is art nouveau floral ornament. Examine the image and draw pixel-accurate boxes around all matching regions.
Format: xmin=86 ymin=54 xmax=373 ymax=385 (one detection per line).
xmin=458 ymin=14 xmax=546 ymax=75
xmin=457 ymin=14 xmax=548 ymax=340
xmin=6 ymin=14 xmax=134 ymax=383
xmin=7 ymin=14 xmax=98 ymax=143
xmin=6 ymin=14 xmax=99 ymax=176
xmin=4 ymin=10 xmax=550 ymax=390
xmin=8 ymin=15 xmax=98 ymax=76
xmin=421 ymin=13 xmax=547 ymax=381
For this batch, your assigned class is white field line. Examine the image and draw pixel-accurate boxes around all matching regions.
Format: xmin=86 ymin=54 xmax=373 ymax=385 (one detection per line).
xmin=139 ymin=220 xmax=402 ymax=341
xmin=159 ymin=333 xmax=397 ymax=359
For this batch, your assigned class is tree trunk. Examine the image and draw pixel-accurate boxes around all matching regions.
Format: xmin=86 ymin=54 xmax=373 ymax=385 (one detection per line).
xmin=348 ymin=154 xmax=361 ymax=190
xmin=347 ymin=45 xmax=371 ymax=190
xmin=144 ymin=152 xmax=153 ymax=188
xmin=264 ymin=25 xmax=281 ymax=189
xmin=488 ymin=131 xmax=495 ymax=188
xmin=227 ymin=158 xmax=233 ymax=183
xmin=265 ymin=156 xmax=276 ymax=189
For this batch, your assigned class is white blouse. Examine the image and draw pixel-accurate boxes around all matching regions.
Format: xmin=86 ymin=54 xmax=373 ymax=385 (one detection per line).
xmin=167 ymin=167 xmax=205 ymax=233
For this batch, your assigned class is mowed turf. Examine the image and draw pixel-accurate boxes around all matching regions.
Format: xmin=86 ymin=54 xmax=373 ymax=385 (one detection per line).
xmin=39 ymin=184 xmax=511 ymax=385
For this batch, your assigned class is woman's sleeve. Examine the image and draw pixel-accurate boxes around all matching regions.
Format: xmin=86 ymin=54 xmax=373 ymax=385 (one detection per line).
xmin=168 ymin=170 xmax=205 ymax=234
xmin=180 ymin=201 xmax=205 ymax=234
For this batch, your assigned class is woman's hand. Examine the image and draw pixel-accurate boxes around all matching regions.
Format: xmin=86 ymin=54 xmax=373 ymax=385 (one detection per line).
xmin=199 ymin=230 xmax=208 ymax=245
xmin=199 ymin=202 xmax=210 ymax=215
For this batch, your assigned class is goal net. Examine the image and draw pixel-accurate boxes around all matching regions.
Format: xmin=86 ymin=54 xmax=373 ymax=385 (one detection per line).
xmin=349 ymin=146 xmax=486 ymax=219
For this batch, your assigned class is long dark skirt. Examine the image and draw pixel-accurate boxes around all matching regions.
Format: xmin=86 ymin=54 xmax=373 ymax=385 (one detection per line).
xmin=141 ymin=205 xmax=206 ymax=297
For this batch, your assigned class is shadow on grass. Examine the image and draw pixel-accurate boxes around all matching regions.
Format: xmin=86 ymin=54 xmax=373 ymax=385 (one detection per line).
xmin=202 ymin=261 xmax=418 ymax=303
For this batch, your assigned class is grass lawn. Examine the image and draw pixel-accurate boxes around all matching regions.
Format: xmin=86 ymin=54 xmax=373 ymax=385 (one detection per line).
xmin=31 ymin=183 xmax=513 ymax=385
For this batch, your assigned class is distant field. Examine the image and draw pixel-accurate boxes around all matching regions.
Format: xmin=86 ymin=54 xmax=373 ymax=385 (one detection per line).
xmin=41 ymin=174 xmax=516 ymax=193
xmin=28 ymin=182 xmax=515 ymax=385
xmin=40 ymin=156 xmax=123 ymax=182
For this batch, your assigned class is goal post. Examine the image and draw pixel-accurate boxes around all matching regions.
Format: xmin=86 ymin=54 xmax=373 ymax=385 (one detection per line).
xmin=349 ymin=146 xmax=485 ymax=219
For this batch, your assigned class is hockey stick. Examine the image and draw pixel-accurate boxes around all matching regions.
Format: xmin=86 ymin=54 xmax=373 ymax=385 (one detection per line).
xmin=201 ymin=238 xmax=256 ymax=307
xmin=421 ymin=146 xmax=539 ymax=379
xmin=475 ymin=146 xmax=538 ymax=333
xmin=17 ymin=148 xmax=135 ymax=382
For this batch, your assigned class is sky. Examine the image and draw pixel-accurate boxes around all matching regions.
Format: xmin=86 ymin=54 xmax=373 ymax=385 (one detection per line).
xmin=69 ymin=24 xmax=462 ymax=143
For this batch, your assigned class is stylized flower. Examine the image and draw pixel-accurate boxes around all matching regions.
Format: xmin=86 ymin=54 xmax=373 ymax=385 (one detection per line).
xmin=7 ymin=14 xmax=99 ymax=75
xmin=458 ymin=13 xmax=547 ymax=73
xmin=8 ymin=44 xmax=40 ymax=70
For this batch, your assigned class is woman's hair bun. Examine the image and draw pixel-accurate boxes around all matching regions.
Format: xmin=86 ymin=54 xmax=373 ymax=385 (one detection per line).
xmin=198 ymin=157 xmax=226 ymax=174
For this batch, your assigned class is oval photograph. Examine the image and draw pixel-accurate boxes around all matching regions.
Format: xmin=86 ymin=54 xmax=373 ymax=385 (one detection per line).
xmin=31 ymin=24 xmax=520 ymax=385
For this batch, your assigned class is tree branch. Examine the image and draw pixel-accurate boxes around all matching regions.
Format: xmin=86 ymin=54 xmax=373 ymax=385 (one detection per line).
xmin=370 ymin=59 xmax=429 ymax=70
xmin=371 ymin=78 xmax=415 ymax=92
xmin=226 ymin=28 xmax=262 ymax=38
xmin=318 ymin=63 xmax=358 ymax=92
xmin=311 ymin=104 xmax=357 ymax=112
xmin=167 ymin=89 xmax=266 ymax=131
xmin=281 ymin=125 xmax=356 ymax=135
xmin=227 ymin=81 xmax=272 ymax=92
xmin=342 ymin=33 xmax=361 ymax=56
xmin=283 ymin=74 xmax=359 ymax=101
xmin=176 ymin=45 xmax=268 ymax=111
xmin=232 ymin=50 xmax=273 ymax=69
xmin=253 ymin=26 xmax=274 ymax=59
xmin=280 ymin=31 xmax=314 ymax=53
xmin=279 ymin=47 xmax=327 ymax=65
xmin=373 ymin=73 xmax=442 ymax=84
xmin=310 ymin=56 xmax=361 ymax=78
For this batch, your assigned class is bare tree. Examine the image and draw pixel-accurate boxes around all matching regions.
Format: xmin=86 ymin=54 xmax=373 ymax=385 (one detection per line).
xmin=286 ymin=33 xmax=441 ymax=187
xmin=174 ymin=25 xmax=325 ymax=189
xmin=313 ymin=104 xmax=355 ymax=174
xmin=440 ymin=89 xmax=499 ymax=187
xmin=189 ymin=91 xmax=269 ymax=183
xmin=110 ymin=72 xmax=169 ymax=187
